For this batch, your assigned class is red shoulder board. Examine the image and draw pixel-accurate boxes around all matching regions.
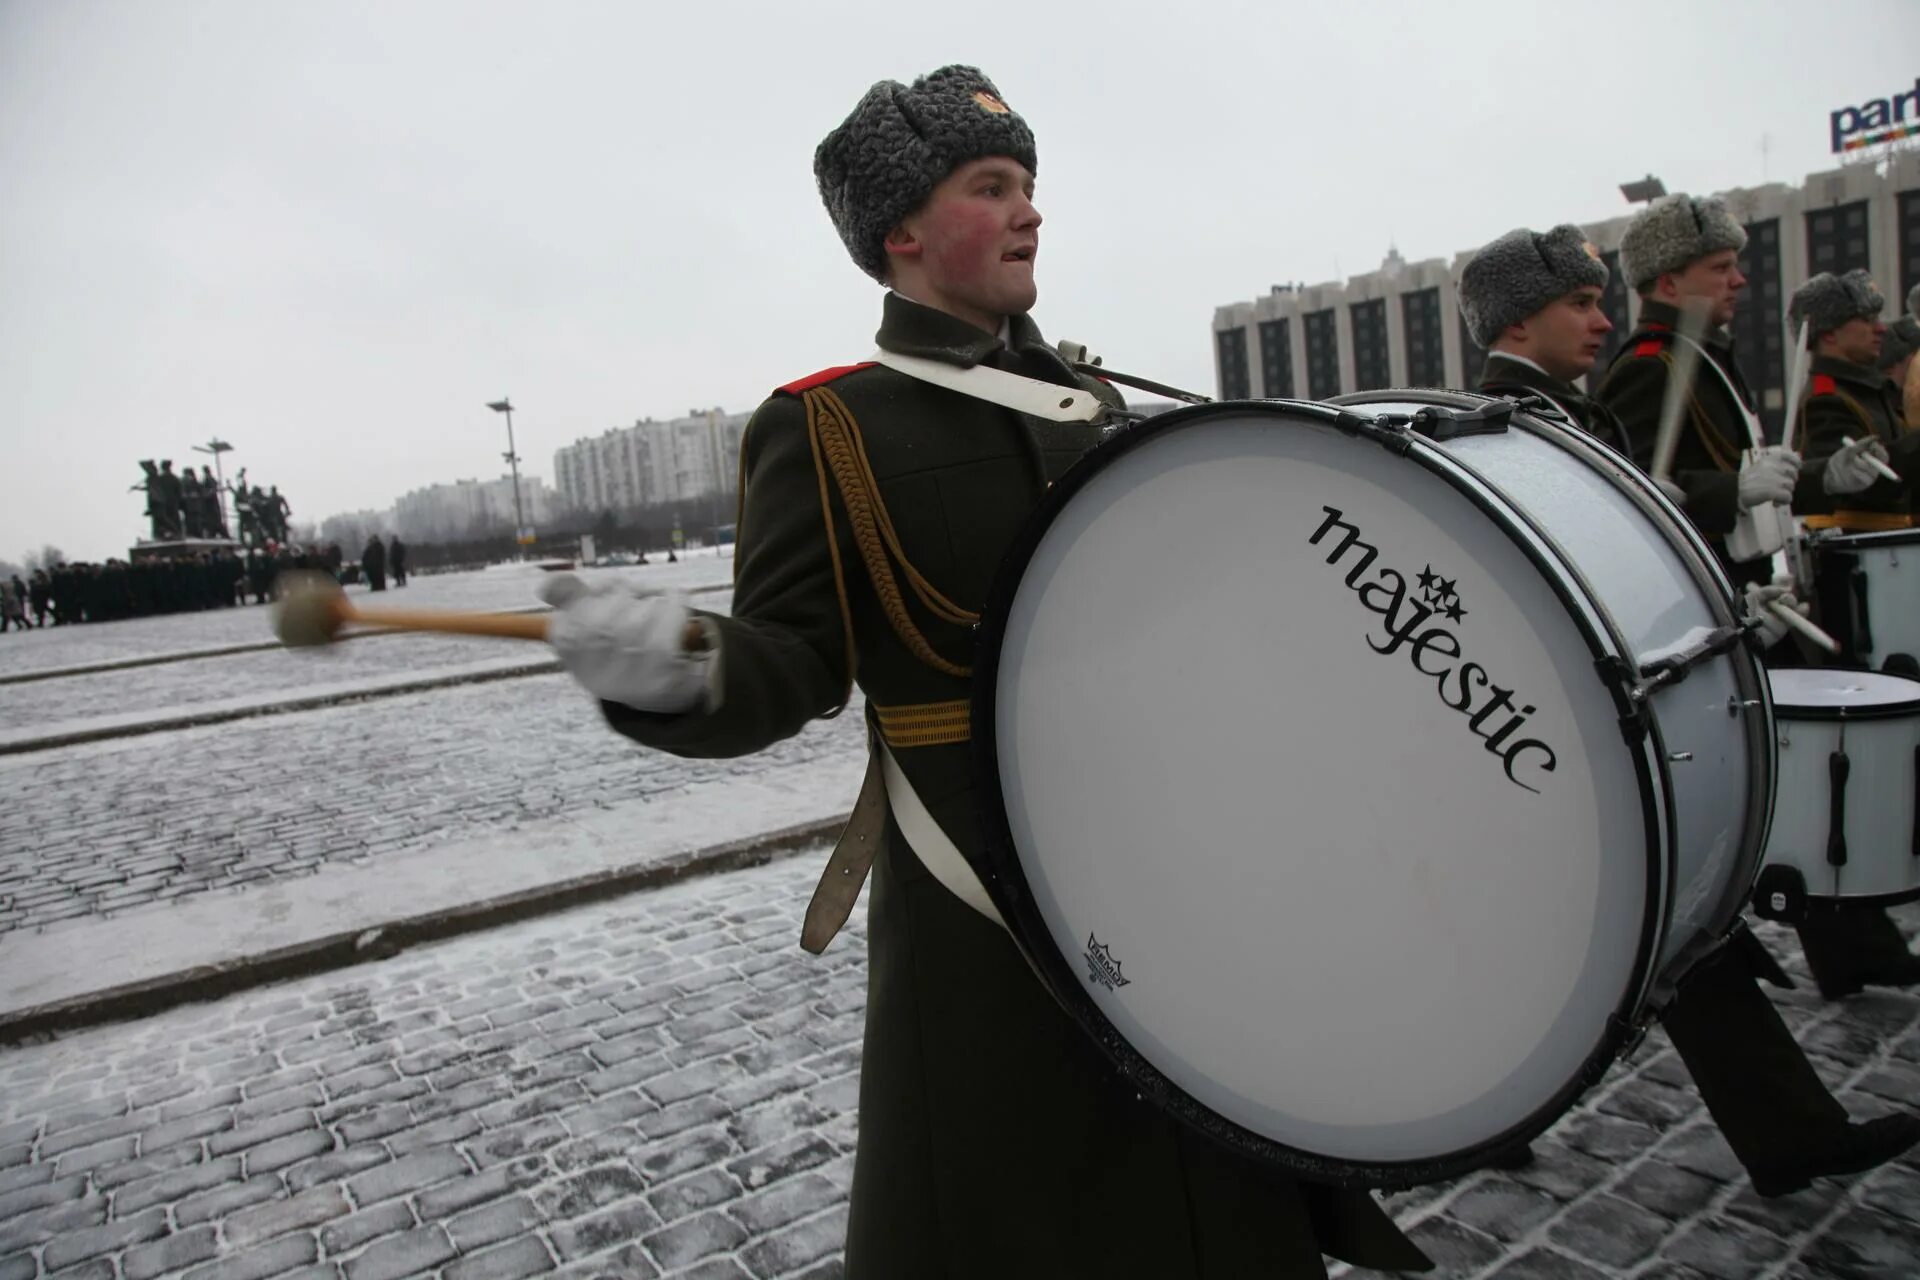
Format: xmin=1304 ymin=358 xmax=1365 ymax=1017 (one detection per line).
xmin=1632 ymin=338 xmax=1667 ymax=358
xmin=776 ymin=363 xmax=876 ymax=395
xmin=1810 ymin=374 xmax=1838 ymax=397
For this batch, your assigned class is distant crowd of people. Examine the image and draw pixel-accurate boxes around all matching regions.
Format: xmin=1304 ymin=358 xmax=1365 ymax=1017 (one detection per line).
xmin=0 ymin=534 xmax=408 ymax=631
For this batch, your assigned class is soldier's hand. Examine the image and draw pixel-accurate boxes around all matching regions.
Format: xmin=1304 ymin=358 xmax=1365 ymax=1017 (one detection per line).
xmin=540 ymin=574 xmax=712 ymax=713
xmin=1823 ymin=435 xmax=1891 ymax=495
xmin=1736 ymin=447 xmax=1799 ymax=509
xmin=1742 ymin=579 xmax=1806 ymax=648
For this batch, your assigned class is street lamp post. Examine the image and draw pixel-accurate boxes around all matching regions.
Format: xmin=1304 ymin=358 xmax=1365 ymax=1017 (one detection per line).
xmin=192 ymin=437 xmax=235 ymax=538
xmin=486 ymin=398 xmax=529 ymax=559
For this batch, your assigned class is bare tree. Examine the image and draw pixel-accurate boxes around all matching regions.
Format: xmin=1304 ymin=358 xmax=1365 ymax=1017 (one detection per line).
xmin=23 ymin=545 xmax=65 ymax=572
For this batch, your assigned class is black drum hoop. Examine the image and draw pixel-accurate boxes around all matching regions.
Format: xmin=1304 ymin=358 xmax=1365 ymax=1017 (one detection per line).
xmin=970 ymin=397 xmax=1666 ymax=1188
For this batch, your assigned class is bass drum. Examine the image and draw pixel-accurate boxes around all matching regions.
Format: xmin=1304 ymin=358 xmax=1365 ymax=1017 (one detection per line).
xmin=971 ymin=391 xmax=1773 ymax=1186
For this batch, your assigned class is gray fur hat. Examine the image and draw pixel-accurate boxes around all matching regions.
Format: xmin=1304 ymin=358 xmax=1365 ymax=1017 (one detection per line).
xmin=1879 ymin=315 xmax=1920 ymax=371
xmin=1788 ymin=269 xmax=1884 ymax=338
xmin=1618 ymin=193 xmax=1747 ymax=289
xmin=1458 ymin=225 xmax=1609 ymax=346
xmin=813 ymin=65 xmax=1037 ymax=284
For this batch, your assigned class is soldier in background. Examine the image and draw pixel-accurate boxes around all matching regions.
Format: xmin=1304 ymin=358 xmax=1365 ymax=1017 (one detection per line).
xmin=388 ymin=534 xmax=407 ymax=587
xmin=361 ymin=533 xmax=387 ymax=591
xmin=1595 ymin=193 xmax=1800 ymax=589
xmin=1788 ymin=270 xmax=1916 ymax=531
xmin=1457 ymin=222 xmax=1919 ymax=1195
xmin=28 ymin=570 xmax=50 ymax=628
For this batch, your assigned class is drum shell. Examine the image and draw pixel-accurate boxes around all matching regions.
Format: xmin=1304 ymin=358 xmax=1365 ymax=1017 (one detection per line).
xmin=1763 ymin=673 xmax=1920 ymax=905
xmin=1811 ymin=530 xmax=1920 ymax=671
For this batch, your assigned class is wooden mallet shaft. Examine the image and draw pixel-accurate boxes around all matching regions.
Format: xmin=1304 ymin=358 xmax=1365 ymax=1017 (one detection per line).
xmin=273 ymin=570 xmax=549 ymax=647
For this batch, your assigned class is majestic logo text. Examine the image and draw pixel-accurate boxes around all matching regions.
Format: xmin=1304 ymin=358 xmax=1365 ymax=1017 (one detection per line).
xmin=1310 ymin=506 xmax=1558 ymax=793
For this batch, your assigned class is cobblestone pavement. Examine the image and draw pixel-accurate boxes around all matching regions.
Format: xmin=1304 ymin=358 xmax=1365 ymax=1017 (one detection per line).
xmin=1 ymin=857 xmax=1917 ymax=1278
xmin=0 ymin=668 xmax=864 ymax=938
xmin=1 ymin=633 xmax=562 ymax=731
xmin=0 ymin=853 xmax=862 ymax=1279
xmin=0 ymin=558 xmax=735 ymax=680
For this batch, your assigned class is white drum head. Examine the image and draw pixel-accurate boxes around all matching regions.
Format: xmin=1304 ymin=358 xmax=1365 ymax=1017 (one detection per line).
xmin=1770 ymin=668 xmax=1920 ymax=715
xmin=979 ymin=403 xmax=1657 ymax=1179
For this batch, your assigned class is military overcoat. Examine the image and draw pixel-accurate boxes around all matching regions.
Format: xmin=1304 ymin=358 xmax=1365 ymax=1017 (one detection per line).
xmin=601 ymin=293 xmax=1430 ymax=1277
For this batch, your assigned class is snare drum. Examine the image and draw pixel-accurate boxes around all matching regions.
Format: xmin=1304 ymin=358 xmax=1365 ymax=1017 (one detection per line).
xmin=972 ymin=391 xmax=1772 ymax=1187
xmin=1808 ymin=528 xmax=1920 ymax=672
xmin=1752 ymin=668 xmax=1920 ymax=918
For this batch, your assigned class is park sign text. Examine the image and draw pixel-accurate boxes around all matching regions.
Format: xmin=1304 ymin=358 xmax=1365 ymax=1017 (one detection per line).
xmin=1830 ymin=77 xmax=1920 ymax=154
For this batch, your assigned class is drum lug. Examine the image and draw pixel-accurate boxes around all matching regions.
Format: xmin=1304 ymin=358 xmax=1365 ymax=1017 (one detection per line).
xmin=1726 ymin=696 xmax=1763 ymax=718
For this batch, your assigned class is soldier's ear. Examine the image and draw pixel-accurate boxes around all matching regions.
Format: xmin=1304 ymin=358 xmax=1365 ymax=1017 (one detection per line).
xmin=883 ymin=220 xmax=923 ymax=262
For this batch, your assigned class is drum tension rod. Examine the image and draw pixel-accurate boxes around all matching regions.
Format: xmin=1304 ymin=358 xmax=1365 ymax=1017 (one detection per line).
xmin=1632 ymin=625 xmax=1747 ymax=699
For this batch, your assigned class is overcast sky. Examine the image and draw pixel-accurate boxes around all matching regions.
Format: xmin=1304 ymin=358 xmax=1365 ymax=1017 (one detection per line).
xmin=4 ymin=0 xmax=1917 ymax=563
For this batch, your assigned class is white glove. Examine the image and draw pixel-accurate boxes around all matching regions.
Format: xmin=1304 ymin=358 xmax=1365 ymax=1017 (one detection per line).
xmin=1743 ymin=579 xmax=1806 ymax=648
xmin=1736 ymin=447 xmax=1799 ymax=509
xmin=540 ymin=574 xmax=712 ymax=712
xmin=1823 ymin=435 xmax=1891 ymax=495
xmin=1654 ymin=478 xmax=1688 ymax=505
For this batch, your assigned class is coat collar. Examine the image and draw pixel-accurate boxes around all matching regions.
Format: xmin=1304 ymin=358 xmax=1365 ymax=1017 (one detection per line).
xmin=1635 ymin=298 xmax=1734 ymax=354
xmin=1809 ymin=352 xmax=1891 ymax=394
xmin=1481 ymin=351 xmax=1582 ymax=399
xmin=874 ymin=292 xmax=1079 ymax=384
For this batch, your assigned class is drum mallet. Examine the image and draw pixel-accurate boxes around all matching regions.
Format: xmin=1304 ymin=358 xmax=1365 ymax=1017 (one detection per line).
xmin=1839 ymin=436 xmax=1903 ymax=485
xmin=1649 ymin=301 xmax=1712 ymax=485
xmin=272 ymin=570 xmax=550 ymax=648
xmin=1764 ymin=602 xmax=1841 ymax=655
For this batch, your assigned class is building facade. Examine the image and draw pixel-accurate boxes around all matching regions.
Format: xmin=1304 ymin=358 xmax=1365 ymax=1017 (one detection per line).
xmin=1214 ymin=153 xmax=1920 ymax=439
xmin=392 ymin=474 xmax=553 ymax=543
xmin=551 ymin=408 xmax=749 ymax=519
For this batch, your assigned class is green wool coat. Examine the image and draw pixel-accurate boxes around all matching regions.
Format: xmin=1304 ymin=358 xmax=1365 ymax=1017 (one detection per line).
xmin=600 ymin=292 xmax=1430 ymax=1278
xmin=1792 ymin=353 xmax=1919 ymax=519
xmin=1477 ymin=352 xmax=1631 ymax=454
xmin=1594 ymin=299 xmax=1753 ymax=538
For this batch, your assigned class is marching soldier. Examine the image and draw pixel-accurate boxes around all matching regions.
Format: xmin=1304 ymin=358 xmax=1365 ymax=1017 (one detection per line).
xmin=1880 ymin=311 xmax=1920 ymax=398
xmin=537 ymin=64 xmax=1431 ymax=1277
xmin=1788 ymin=270 xmax=1915 ymax=529
xmin=1464 ymin=223 xmax=1631 ymax=452
xmin=1780 ymin=270 xmax=1920 ymax=1001
xmin=1459 ymin=225 xmax=1920 ymax=1196
xmin=1596 ymin=193 xmax=1800 ymax=588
